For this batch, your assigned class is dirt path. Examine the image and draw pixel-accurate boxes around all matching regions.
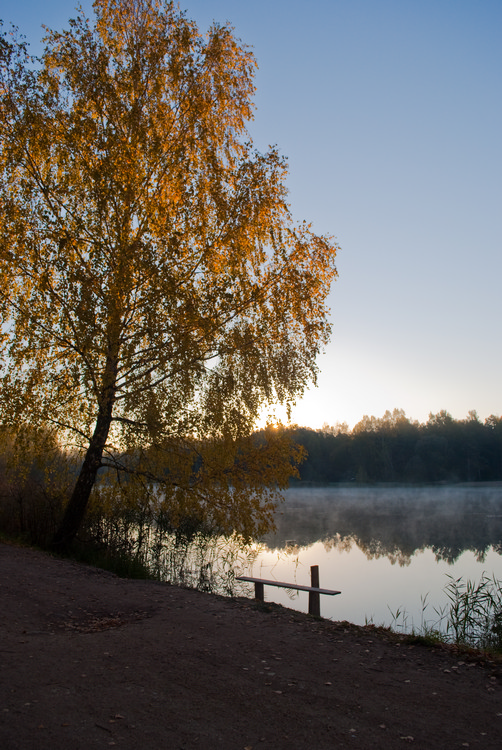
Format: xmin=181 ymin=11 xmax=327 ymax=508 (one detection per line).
xmin=0 ymin=541 xmax=501 ymax=749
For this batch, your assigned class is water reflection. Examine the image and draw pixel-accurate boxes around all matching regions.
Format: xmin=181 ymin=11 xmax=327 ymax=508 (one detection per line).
xmin=249 ymin=485 xmax=502 ymax=629
xmin=262 ymin=485 xmax=502 ymax=564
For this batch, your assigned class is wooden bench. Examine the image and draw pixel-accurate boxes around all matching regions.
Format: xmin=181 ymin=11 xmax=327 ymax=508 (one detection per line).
xmin=236 ymin=565 xmax=341 ymax=617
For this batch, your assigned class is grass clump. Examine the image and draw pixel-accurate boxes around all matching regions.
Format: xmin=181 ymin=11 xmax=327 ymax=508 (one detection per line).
xmin=444 ymin=572 xmax=502 ymax=652
xmin=381 ymin=575 xmax=502 ymax=654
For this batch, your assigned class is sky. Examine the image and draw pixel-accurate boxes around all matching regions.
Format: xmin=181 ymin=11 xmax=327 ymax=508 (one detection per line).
xmin=2 ymin=0 xmax=501 ymax=430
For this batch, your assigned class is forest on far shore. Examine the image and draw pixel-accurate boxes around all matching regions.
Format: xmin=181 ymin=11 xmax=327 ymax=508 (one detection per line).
xmin=290 ymin=409 xmax=502 ymax=484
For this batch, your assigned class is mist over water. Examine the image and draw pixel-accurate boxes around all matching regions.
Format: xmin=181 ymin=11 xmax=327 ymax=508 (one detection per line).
xmin=262 ymin=485 xmax=502 ymax=562
xmin=243 ymin=485 xmax=502 ymax=630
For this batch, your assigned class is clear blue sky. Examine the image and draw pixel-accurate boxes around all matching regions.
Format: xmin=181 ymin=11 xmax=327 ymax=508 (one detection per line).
xmin=3 ymin=0 xmax=501 ymax=429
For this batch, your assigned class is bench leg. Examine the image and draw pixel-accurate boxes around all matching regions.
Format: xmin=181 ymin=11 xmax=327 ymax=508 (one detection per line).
xmin=254 ymin=581 xmax=264 ymax=602
xmin=309 ymin=565 xmax=320 ymax=616
xmin=309 ymin=591 xmax=320 ymax=617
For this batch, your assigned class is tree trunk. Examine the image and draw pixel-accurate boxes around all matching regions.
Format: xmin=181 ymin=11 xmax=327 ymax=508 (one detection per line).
xmin=51 ymin=403 xmax=113 ymax=551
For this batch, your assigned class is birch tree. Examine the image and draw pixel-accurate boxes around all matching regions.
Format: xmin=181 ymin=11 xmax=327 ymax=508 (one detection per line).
xmin=0 ymin=0 xmax=338 ymax=549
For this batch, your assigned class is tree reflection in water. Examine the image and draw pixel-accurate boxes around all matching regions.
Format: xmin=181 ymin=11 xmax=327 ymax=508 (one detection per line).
xmin=260 ymin=485 xmax=502 ymax=565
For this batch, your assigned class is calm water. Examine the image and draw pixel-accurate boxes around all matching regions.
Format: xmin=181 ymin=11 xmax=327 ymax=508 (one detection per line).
xmin=234 ymin=485 xmax=502 ymax=631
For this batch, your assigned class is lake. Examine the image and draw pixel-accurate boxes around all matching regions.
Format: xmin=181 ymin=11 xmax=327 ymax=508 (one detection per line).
xmin=233 ymin=485 xmax=502 ymax=632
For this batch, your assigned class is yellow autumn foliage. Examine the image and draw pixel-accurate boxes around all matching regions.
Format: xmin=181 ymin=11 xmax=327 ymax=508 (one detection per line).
xmin=0 ymin=1 xmax=338 ymax=548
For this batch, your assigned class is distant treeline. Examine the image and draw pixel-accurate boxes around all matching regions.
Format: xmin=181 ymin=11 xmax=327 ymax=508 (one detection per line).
xmin=290 ymin=409 xmax=502 ymax=483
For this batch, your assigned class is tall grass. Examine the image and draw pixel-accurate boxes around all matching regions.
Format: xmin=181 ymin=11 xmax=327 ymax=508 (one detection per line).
xmin=77 ymin=491 xmax=262 ymax=592
xmin=444 ymin=573 xmax=502 ymax=651
xmin=382 ymin=573 xmax=502 ymax=653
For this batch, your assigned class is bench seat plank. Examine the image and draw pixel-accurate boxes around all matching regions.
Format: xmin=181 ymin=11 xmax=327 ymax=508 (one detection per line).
xmin=236 ymin=575 xmax=340 ymax=596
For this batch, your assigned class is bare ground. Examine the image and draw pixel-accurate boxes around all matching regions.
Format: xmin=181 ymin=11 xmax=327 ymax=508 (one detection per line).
xmin=0 ymin=541 xmax=501 ymax=749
